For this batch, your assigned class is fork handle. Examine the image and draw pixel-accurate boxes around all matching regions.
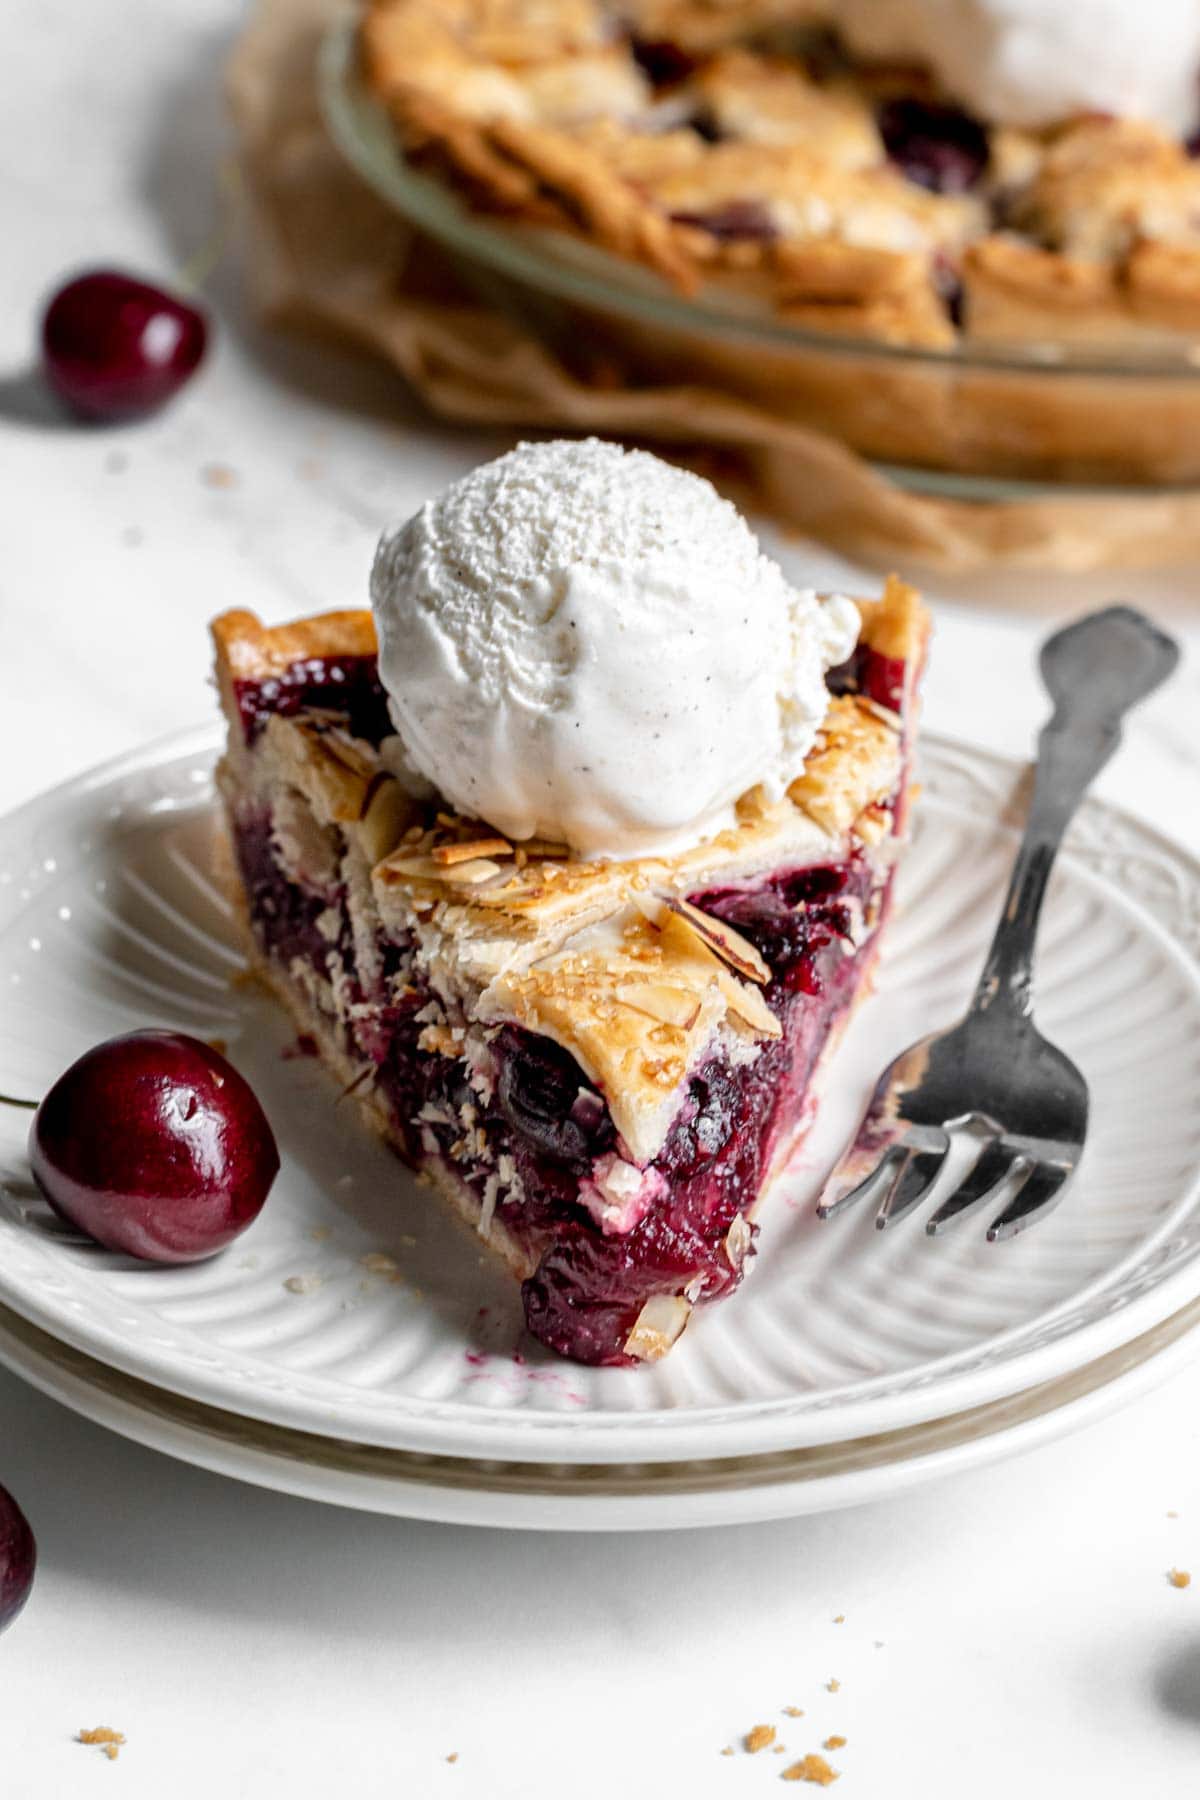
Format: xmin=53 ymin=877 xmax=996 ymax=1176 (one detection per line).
xmin=970 ymin=606 xmax=1180 ymax=1019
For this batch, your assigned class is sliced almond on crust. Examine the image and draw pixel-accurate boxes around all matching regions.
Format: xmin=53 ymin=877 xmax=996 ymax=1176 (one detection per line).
xmin=377 ymin=853 xmax=443 ymax=884
xmin=359 ymin=774 xmax=417 ymax=866
xmin=432 ymin=836 xmax=513 ymax=865
xmin=856 ymin=697 xmax=903 ymax=732
xmin=715 ymin=967 xmax=782 ymax=1039
xmin=662 ymin=896 xmax=771 ymax=985
xmin=614 ymin=981 xmax=702 ymax=1030
xmin=264 ymin=715 xmax=373 ymax=823
xmin=291 ymin=721 xmax=380 ymax=820
xmin=630 ymin=889 xmax=771 ymax=985
xmin=377 ymin=853 xmax=504 ymax=887
xmin=293 ymin=718 xmax=377 ymax=780
xmin=630 ymin=890 xmax=777 ymax=1040
xmin=629 ymin=888 xmax=669 ymax=928
xmin=437 ymin=858 xmax=505 ymax=886
xmin=518 ymin=838 xmax=571 ymax=859
xmin=624 ymin=1295 xmax=692 ymax=1362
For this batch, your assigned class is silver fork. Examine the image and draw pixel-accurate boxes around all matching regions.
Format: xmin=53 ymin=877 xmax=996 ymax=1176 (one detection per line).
xmin=816 ymin=606 xmax=1180 ymax=1241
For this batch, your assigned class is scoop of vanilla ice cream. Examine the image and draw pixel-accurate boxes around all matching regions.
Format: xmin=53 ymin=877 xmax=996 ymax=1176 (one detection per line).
xmin=837 ymin=0 xmax=1200 ymax=134
xmin=370 ymin=440 xmax=858 ymax=861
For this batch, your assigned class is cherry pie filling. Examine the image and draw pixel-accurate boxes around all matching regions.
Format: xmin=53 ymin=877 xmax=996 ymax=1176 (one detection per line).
xmin=230 ymin=646 xmax=907 ymax=1365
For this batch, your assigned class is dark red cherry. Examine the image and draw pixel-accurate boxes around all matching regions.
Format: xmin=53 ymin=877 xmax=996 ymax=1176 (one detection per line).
xmin=29 ymin=1031 xmax=279 ymax=1263
xmin=877 ymin=98 xmax=990 ymax=195
xmin=40 ymin=271 xmax=207 ymax=422
xmin=0 ymin=1484 xmax=35 ymax=1633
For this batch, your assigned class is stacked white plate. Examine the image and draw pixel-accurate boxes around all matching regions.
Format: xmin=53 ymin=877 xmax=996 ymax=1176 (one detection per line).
xmin=1 ymin=729 xmax=1198 ymax=1530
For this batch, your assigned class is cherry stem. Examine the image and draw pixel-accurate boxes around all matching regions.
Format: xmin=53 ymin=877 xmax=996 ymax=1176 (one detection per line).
xmin=0 ymin=1094 xmax=37 ymax=1111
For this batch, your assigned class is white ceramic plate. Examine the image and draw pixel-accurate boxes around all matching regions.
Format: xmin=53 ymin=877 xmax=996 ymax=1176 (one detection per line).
xmin=0 ymin=728 xmax=1198 ymax=1467
xmin=1 ymin=1291 xmax=1197 ymax=1529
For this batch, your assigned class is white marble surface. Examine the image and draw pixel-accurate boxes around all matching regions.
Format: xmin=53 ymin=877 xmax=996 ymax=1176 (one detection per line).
xmin=3 ymin=3 xmax=1200 ymax=1795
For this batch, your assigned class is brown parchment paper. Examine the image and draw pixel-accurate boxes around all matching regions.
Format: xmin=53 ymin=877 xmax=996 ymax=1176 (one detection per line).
xmin=227 ymin=0 xmax=1200 ymax=573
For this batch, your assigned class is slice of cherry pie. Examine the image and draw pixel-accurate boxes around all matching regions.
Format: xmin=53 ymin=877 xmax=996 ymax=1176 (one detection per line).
xmin=212 ymin=575 xmax=928 ymax=1365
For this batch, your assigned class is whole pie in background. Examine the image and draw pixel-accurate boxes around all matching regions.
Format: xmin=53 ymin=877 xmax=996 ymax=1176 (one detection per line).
xmin=359 ymin=0 xmax=1200 ymax=352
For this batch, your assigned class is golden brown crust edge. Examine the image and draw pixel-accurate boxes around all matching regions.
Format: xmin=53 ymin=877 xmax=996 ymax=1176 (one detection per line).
xmin=211 ymin=608 xmax=379 ymax=685
xmin=211 ymin=609 xmax=381 ymax=751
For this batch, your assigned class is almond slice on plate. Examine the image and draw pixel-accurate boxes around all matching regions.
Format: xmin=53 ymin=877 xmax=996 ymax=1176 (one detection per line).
xmin=624 ymin=1294 xmax=692 ymax=1362
xmin=725 ymin=1211 xmax=753 ymax=1268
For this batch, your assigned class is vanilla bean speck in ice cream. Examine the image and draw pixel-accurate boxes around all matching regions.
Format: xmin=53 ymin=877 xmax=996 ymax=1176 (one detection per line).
xmin=370 ymin=439 xmax=858 ymax=861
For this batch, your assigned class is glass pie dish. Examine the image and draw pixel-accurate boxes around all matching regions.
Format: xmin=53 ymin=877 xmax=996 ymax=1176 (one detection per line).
xmin=319 ymin=21 xmax=1200 ymax=497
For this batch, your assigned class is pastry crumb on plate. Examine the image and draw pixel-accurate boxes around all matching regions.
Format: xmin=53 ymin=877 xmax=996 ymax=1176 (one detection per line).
xmin=782 ymin=1753 xmax=840 ymax=1785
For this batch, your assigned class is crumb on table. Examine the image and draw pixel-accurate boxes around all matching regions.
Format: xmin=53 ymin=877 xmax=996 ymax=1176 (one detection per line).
xmin=824 ymin=1735 xmax=847 ymax=1750
xmin=826 ymin=1678 xmax=841 ymax=1692
xmin=78 ymin=1728 xmax=125 ymax=1761
xmin=783 ymin=1706 xmax=805 ymax=1717
xmin=1169 ymin=1568 xmax=1192 ymax=1589
xmin=782 ymin=1753 xmax=840 ymax=1785
xmin=361 ymin=1252 xmax=398 ymax=1275
xmin=746 ymin=1724 xmax=777 ymax=1753
xmin=201 ymin=463 xmax=239 ymax=489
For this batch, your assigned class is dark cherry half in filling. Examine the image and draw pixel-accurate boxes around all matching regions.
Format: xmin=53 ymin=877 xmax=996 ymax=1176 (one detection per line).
xmin=827 ymin=641 xmax=907 ymax=713
xmin=877 ymin=97 xmax=990 ymax=194
xmin=495 ymin=1030 xmax=616 ymax=1168
xmin=629 ymin=34 xmax=698 ymax=85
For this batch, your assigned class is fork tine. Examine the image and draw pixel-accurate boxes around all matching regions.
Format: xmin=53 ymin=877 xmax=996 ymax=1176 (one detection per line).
xmin=876 ymin=1142 xmax=950 ymax=1230
xmin=987 ymin=1161 xmax=1074 ymax=1241
xmin=816 ymin=1142 xmax=908 ymax=1220
xmin=926 ymin=1141 xmax=1030 ymax=1236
